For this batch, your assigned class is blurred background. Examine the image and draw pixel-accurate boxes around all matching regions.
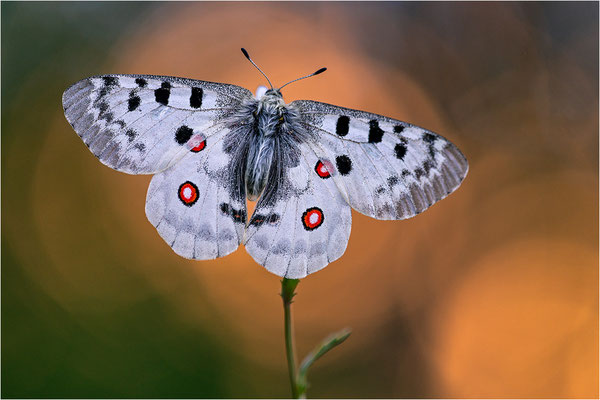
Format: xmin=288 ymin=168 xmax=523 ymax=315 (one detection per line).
xmin=2 ymin=2 xmax=598 ymax=398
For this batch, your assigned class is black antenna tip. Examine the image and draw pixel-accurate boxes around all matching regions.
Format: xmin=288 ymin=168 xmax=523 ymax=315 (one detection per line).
xmin=241 ymin=48 xmax=250 ymax=59
xmin=314 ymin=67 xmax=327 ymax=75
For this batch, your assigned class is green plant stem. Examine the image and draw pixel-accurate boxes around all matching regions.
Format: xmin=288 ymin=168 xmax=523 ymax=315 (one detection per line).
xmin=284 ymin=296 xmax=297 ymax=398
xmin=281 ymin=278 xmax=300 ymax=398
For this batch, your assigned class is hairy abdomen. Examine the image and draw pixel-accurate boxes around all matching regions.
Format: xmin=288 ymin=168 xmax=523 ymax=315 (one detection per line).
xmin=245 ymin=135 xmax=274 ymax=201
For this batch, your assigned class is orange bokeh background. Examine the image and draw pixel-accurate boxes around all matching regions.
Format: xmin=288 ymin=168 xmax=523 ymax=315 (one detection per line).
xmin=3 ymin=2 xmax=597 ymax=398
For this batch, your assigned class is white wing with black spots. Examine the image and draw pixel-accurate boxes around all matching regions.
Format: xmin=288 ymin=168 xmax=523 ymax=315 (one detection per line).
xmin=145 ymin=130 xmax=247 ymax=259
xmin=243 ymin=142 xmax=352 ymax=279
xmin=62 ymin=62 xmax=469 ymax=279
xmin=62 ymin=74 xmax=253 ymax=174
xmin=291 ymin=99 xmax=469 ymax=220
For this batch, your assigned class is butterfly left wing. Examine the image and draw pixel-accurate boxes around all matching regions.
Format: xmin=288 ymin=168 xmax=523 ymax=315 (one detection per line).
xmin=243 ymin=142 xmax=352 ymax=279
xmin=290 ymin=100 xmax=468 ymax=220
xmin=145 ymin=128 xmax=247 ymax=260
xmin=62 ymin=74 xmax=252 ymax=174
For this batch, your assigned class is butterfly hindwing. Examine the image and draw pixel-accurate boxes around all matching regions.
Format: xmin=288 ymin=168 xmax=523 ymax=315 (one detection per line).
xmin=145 ymin=130 xmax=247 ymax=260
xmin=291 ymin=100 xmax=468 ymax=220
xmin=62 ymin=74 xmax=253 ymax=174
xmin=244 ymin=142 xmax=352 ymax=279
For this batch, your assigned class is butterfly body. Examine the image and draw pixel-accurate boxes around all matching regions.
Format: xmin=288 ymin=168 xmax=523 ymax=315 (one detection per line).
xmin=62 ymin=69 xmax=468 ymax=279
xmin=243 ymin=88 xmax=288 ymax=200
xmin=236 ymin=88 xmax=313 ymax=203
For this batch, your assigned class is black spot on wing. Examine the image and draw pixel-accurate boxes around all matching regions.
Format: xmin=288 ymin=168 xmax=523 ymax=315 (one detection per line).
xmin=98 ymin=101 xmax=108 ymax=113
xmin=102 ymin=76 xmax=117 ymax=87
xmin=335 ymin=155 xmax=352 ymax=175
xmin=155 ymin=81 xmax=171 ymax=105
xmin=233 ymin=210 xmax=248 ymax=224
xmin=114 ymin=119 xmax=126 ymax=128
xmin=428 ymin=144 xmax=436 ymax=158
xmin=126 ymin=129 xmax=137 ymax=142
xmin=415 ymin=168 xmax=424 ymax=179
xmin=423 ymin=132 xmax=437 ymax=143
xmin=250 ymin=214 xmax=267 ymax=227
xmin=220 ymin=203 xmax=231 ymax=213
xmin=394 ymin=143 xmax=407 ymax=160
xmin=97 ymin=87 xmax=108 ymax=99
xmin=394 ymin=125 xmax=405 ymax=134
xmin=249 ymin=212 xmax=279 ymax=227
xmin=423 ymin=160 xmax=434 ymax=174
xmin=231 ymin=208 xmax=246 ymax=224
xmin=220 ymin=203 xmax=247 ymax=224
xmin=190 ymin=87 xmax=203 ymax=109
xmin=336 ymin=116 xmax=350 ymax=137
xmin=175 ymin=125 xmax=193 ymax=144
xmin=134 ymin=143 xmax=145 ymax=152
xmin=128 ymin=91 xmax=141 ymax=111
xmin=387 ymin=175 xmax=399 ymax=186
xmin=368 ymin=120 xmax=384 ymax=143
xmin=135 ymin=78 xmax=147 ymax=87
xmin=97 ymin=101 xmax=113 ymax=122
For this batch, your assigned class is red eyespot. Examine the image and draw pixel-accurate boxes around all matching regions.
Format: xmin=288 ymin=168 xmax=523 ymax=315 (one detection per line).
xmin=315 ymin=160 xmax=333 ymax=178
xmin=302 ymin=207 xmax=324 ymax=231
xmin=191 ymin=140 xmax=206 ymax=152
xmin=188 ymin=134 xmax=206 ymax=152
xmin=178 ymin=181 xmax=199 ymax=206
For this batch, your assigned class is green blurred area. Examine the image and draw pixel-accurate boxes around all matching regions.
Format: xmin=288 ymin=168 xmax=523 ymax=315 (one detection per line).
xmin=2 ymin=2 xmax=598 ymax=399
xmin=1 ymin=3 xmax=245 ymax=398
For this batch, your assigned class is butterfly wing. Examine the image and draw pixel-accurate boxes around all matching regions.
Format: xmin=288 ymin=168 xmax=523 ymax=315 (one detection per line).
xmin=145 ymin=128 xmax=247 ymax=259
xmin=63 ymin=74 xmax=253 ymax=259
xmin=62 ymin=74 xmax=253 ymax=174
xmin=290 ymin=100 xmax=468 ymax=220
xmin=243 ymin=141 xmax=352 ymax=279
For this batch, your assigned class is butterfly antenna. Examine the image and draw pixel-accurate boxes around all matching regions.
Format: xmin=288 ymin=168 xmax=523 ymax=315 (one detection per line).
xmin=278 ymin=67 xmax=327 ymax=91
xmin=241 ymin=48 xmax=273 ymax=90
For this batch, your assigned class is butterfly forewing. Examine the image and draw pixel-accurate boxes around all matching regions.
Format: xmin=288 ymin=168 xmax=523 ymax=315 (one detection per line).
xmin=62 ymin=74 xmax=252 ymax=174
xmin=291 ymin=99 xmax=468 ymax=220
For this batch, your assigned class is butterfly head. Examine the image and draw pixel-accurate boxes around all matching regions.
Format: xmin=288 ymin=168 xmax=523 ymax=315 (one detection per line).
xmin=256 ymin=88 xmax=286 ymax=120
xmin=264 ymin=88 xmax=282 ymax=97
xmin=255 ymin=86 xmax=283 ymax=101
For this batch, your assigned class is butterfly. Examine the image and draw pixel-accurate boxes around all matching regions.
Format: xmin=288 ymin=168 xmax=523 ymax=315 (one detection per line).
xmin=62 ymin=49 xmax=468 ymax=279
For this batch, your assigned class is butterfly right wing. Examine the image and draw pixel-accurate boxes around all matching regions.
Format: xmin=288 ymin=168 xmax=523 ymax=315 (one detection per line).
xmin=62 ymin=74 xmax=253 ymax=174
xmin=291 ymin=100 xmax=468 ymax=220
xmin=243 ymin=141 xmax=352 ymax=279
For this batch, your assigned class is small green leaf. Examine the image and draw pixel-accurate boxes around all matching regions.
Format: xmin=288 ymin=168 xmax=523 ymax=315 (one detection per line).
xmin=296 ymin=328 xmax=352 ymax=396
